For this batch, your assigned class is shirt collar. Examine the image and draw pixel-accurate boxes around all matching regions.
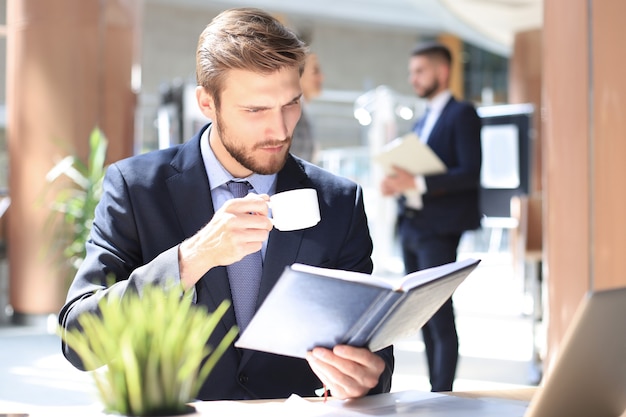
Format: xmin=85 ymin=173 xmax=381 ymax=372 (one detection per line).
xmin=427 ymin=90 xmax=452 ymax=114
xmin=200 ymin=126 xmax=276 ymax=195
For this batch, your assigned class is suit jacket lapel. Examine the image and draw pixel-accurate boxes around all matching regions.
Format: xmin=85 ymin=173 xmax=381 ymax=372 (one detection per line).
xmin=257 ymin=156 xmax=309 ymax=305
xmin=166 ymin=128 xmax=238 ymax=334
xmin=427 ymin=96 xmax=456 ymax=146
xmin=167 ymin=135 xmax=213 ymax=239
xmin=240 ymin=156 xmax=310 ymax=367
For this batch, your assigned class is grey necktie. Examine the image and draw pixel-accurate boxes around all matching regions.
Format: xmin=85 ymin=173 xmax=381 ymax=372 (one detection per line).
xmin=225 ymin=181 xmax=263 ymax=331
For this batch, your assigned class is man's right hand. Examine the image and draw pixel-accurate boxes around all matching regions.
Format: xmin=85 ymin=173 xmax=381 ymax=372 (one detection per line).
xmin=178 ymin=193 xmax=272 ymax=289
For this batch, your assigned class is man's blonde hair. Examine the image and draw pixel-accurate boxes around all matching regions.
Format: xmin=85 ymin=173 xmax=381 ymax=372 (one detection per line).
xmin=196 ymin=8 xmax=308 ymax=109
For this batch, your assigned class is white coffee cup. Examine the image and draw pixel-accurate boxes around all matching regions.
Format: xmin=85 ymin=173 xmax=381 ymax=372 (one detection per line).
xmin=269 ymin=188 xmax=321 ymax=231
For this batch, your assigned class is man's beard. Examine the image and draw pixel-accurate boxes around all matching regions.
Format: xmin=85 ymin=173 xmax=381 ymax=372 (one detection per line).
xmin=418 ymin=79 xmax=440 ymax=100
xmin=215 ymin=111 xmax=290 ymax=175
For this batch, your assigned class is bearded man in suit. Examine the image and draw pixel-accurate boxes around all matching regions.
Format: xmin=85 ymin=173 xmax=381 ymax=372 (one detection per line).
xmin=59 ymin=7 xmax=393 ymax=401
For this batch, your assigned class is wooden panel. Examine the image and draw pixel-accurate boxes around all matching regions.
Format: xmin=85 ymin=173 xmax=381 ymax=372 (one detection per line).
xmin=591 ymin=1 xmax=626 ymax=290
xmin=543 ymin=0 xmax=626 ymax=371
xmin=542 ymin=0 xmax=590 ymax=367
xmin=100 ymin=0 xmax=141 ymax=161
xmin=508 ymin=29 xmax=542 ymax=194
xmin=6 ymin=0 xmax=140 ymax=316
xmin=438 ymin=34 xmax=464 ymax=99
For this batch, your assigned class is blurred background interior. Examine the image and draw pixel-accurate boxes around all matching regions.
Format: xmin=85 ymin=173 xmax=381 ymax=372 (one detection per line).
xmin=1 ymin=0 xmax=626 ymax=407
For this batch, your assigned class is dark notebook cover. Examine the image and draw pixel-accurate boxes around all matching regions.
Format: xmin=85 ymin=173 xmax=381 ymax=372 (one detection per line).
xmin=235 ymin=258 xmax=480 ymax=358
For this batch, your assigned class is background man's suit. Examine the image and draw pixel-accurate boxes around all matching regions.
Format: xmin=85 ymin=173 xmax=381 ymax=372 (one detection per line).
xmin=59 ymin=123 xmax=394 ymax=400
xmin=398 ymin=96 xmax=482 ymax=391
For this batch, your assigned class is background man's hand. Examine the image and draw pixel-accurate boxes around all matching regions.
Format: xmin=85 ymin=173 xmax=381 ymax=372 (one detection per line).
xmin=380 ymin=165 xmax=416 ymax=196
xmin=306 ymin=345 xmax=386 ymax=400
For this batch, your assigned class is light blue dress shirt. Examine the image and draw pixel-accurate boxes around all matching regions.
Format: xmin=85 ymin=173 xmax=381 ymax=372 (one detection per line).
xmin=199 ymin=127 xmax=277 ymax=257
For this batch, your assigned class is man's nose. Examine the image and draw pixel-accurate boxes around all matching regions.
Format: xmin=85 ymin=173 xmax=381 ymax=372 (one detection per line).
xmin=268 ymin=110 xmax=289 ymax=139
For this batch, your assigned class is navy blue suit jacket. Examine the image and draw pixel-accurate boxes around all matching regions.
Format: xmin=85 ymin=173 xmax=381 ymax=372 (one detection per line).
xmin=402 ymin=96 xmax=482 ymax=234
xmin=59 ymin=124 xmax=393 ymax=400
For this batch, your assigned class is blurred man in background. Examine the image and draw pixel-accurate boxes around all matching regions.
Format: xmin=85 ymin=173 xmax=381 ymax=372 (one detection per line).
xmin=291 ymin=52 xmax=324 ymax=163
xmin=380 ymin=41 xmax=482 ymax=392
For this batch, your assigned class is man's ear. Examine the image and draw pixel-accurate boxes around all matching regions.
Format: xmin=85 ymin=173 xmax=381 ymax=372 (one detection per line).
xmin=196 ymin=86 xmax=216 ymax=120
xmin=439 ymin=64 xmax=451 ymax=86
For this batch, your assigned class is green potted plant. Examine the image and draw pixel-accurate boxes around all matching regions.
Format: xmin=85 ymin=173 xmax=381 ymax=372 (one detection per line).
xmin=45 ymin=127 xmax=108 ymax=287
xmin=48 ymin=128 xmax=238 ymax=415
xmin=61 ymin=284 xmax=237 ymax=416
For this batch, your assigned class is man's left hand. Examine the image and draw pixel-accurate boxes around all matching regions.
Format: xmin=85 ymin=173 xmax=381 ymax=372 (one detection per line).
xmin=306 ymin=345 xmax=386 ymax=400
xmin=380 ymin=166 xmax=416 ymax=196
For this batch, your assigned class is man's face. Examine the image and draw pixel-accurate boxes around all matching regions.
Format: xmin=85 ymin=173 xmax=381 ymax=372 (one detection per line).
xmin=408 ymin=55 xmax=440 ymax=100
xmin=202 ymin=67 xmax=302 ymax=178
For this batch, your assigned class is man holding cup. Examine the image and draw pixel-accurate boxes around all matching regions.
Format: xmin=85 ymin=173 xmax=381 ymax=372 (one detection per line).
xmin=59 ymin=7 xmax=393 ymax=401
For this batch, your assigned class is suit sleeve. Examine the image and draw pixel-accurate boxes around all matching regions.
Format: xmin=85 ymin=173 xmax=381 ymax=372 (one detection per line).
xmin=58 ymin=164 xmax=182 ymax=371
xmin=425 ymin=103 xmax=482 ymax=195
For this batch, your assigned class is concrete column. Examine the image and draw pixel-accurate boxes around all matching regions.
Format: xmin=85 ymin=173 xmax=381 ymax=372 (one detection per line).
xmin=6 ymin=0 xmax=141 ymax=324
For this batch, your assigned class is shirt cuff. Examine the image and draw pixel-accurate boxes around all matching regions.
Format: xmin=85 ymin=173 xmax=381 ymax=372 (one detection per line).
xmin=415 ymin=175 xmax=427 ymax=194
xmin=403 ymin=176 xmax=426 ymax=210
